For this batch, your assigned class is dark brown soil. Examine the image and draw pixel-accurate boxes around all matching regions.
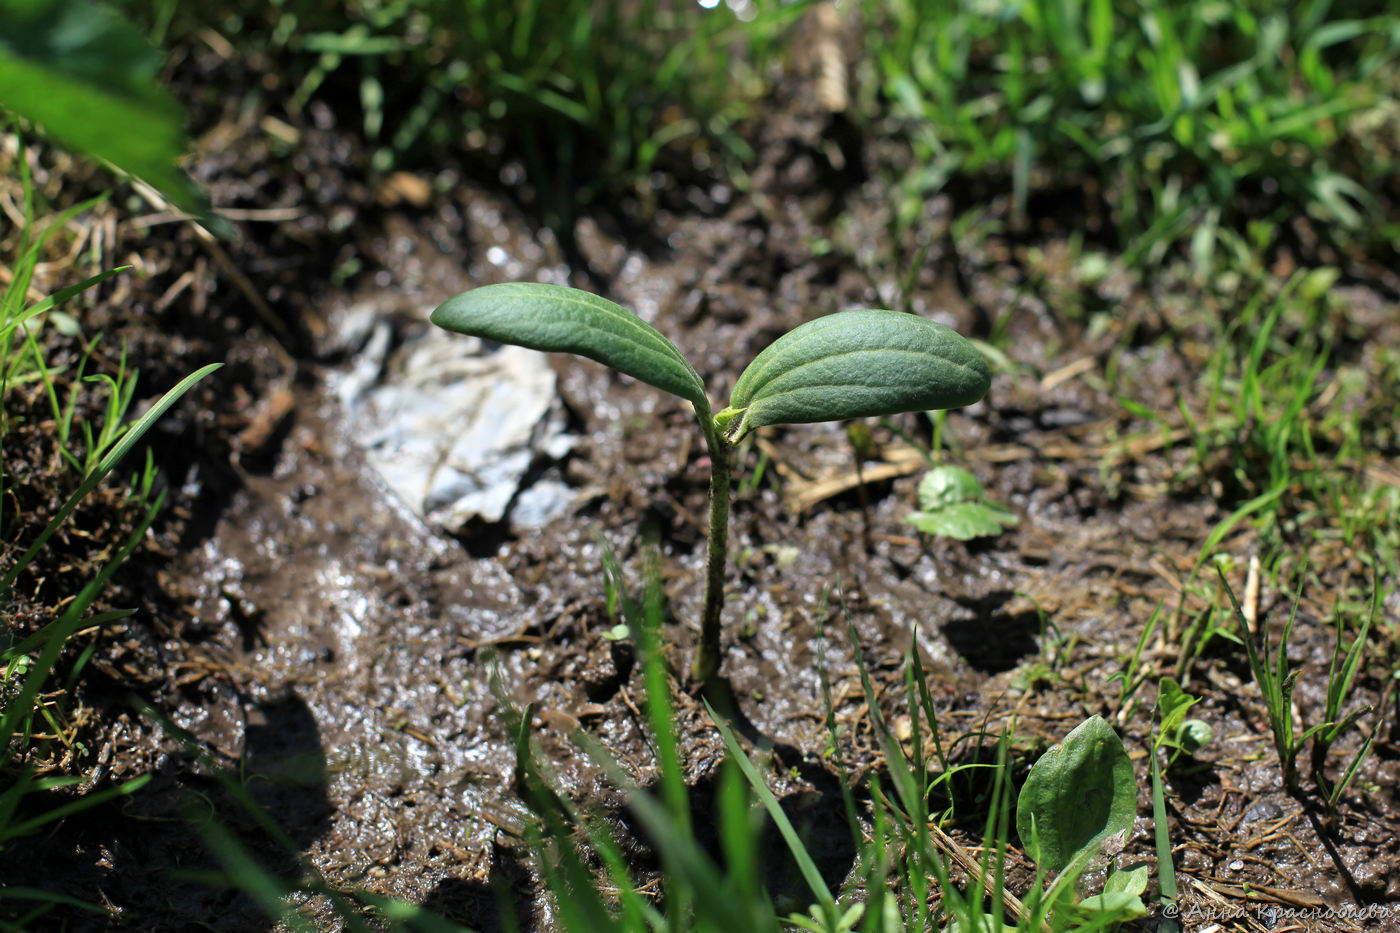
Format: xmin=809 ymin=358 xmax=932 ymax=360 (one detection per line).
xmin=3 ymin=16 xmax=1398 ymax=933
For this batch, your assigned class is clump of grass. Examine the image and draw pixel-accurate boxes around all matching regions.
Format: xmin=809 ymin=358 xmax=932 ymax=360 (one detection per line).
xmin=1219 ymin=565 xmax=1376 ymax=804
xmin=863 ymin=0 xmax=1400 ymax=266
xmin=129 ymin=0 xmax=807 ymax=231
xmin=1114 ymin=258 xmax=1399 ymax=576
xmin=1186 ymin=270 xmax=1335 ymax=508
xmin=0 ymin=140 xmax=219 ymax=920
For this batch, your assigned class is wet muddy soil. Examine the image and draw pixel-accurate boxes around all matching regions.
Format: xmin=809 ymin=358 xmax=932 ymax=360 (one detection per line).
xmin=5 ymin=27 xmax=1400 ymax=933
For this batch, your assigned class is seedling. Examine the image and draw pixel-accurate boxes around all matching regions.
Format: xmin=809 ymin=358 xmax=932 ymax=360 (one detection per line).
xmin=1147 ymin=726 xmax=1180 ymax=933
xmin=430 ymin=282 xmax=990 ymax=682
xmin=1220 ymin=565 xmax=1377 ymax=803
xmin=904 ymin=464 xmax=1018 ymax=541
xmin=1154 ymin=678 xmax=1213 ymax=769
xmin=1145 ymin=678 xmax=1215 ymax=931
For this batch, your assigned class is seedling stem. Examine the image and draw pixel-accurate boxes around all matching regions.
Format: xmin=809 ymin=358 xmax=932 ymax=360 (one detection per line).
xmin=694 ymin=418 xmax=731 ymax=683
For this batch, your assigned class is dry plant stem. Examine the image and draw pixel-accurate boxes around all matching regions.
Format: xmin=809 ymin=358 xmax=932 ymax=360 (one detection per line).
xmin=692 ymin=421 xmax=731 ymax=684
xmin=129 ymin=179 xmax=295 ymax=367
xmin=925 ymin=820 xmax=1042 ymax=931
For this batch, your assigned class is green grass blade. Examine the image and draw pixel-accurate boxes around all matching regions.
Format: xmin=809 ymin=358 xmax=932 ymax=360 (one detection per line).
xmin=633 ymin=561 xmax=690 ymax=836
xmin=706 ymin=701 xmax=837 ymax=925
xmin=717 ymin=757 xmax=763 ymax=912
xmin=1327 ymin=728 xmax=1376 ymax=812
xmin=1188 ymin=483 xmax=1286 ymax=580
xmin=0 ymin=361 xmax=221 ymax=600
xmin=21 ymin=265 xmax=130 ymax=319
xmin=0 ymin=886 xmax=111 ymax=916
xmin=1325 ymin=575 xmax=1377 ymax=728
xmin=151 ymin=706 xmax=378 ymax=932
xmin=0 ymin=773 xmax=150 ymax=842
xmin=1149 ymin=748 xmax=1179 ymax=933
xmin=353 ymin=892 xmax=479 ymax=932
xmin=1 ymin=608 xmax=132 ymax=664
xmin=185 ymin=813 xmax=319 ymax=933
xmin=573 ymin=730 xmax=752 ymax=930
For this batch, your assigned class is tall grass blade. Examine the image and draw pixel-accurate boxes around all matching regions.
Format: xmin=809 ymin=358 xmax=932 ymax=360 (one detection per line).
xmin=707 ymin=705 xmax=838 ymax=927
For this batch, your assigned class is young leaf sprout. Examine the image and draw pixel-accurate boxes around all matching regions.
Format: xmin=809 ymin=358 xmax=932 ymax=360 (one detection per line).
xmin=430 ymin=282 xmax=989 ymax=683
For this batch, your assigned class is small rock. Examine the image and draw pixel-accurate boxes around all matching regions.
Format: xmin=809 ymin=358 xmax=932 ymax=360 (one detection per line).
xmin=1243 ymin=799 xmax=1283 ymax=823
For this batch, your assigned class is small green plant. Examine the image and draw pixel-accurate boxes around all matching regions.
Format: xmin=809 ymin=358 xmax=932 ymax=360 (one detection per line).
xmin=1220 ymin=571 xmax=1311 ymax=790
xmin=904 ymin=464 xmax=1018 ymax=542
xmin=31 ymin=335 xmax=145 ymax=478
xmin=1144 ymin=677 xmax=1210 ymax=931
xmin=1312 ymin=585 xmax=1378 ymax=818
xmin=1147 ymin=677 xmax=1215 ymax=931
xmin=1015 ymin=716 xmax=1147 ymax=930
xmin=1219 ymin=566 xmax=1375 ymax=801
xmin=429 ymin=282 xmax=990 ymax=683
xmin=1147 ymin=715 xmax=1179 ymax=933
xmin=1153 ymin=679 xmax=1213 ymax=769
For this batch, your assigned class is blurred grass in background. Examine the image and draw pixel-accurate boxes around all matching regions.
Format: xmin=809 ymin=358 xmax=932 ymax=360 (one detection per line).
xmin=862 ymin=0 xmax=1400 ymax=268
xmin=117 ymin=0 xmax=1399 ymax=271
xmin=126 ymin=0 xmax=811 ymax=231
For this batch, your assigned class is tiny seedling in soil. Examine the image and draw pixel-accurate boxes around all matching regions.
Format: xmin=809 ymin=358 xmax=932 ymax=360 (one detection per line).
xmin=1149 ymin=686 xmax=1191 ymax=932
xmin=430 ymin=282 xmax=990 ymax=683
xmin=1154 ymin=677 xmax=1213 ymax=769
xmin=1219 ymin=566 xmax=1376 ymax=805
xmin=904 ymin=463 xmax=1018 ymax=541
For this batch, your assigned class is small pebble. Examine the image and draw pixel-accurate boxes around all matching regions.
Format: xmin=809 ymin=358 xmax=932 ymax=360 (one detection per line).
xmin=1243 ymin=799 xmax=1283 ymax=822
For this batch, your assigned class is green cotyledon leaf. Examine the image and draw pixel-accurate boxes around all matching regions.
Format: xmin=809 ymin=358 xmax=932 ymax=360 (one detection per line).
xmin=430 ymin=283 xmax=710 ymax=416
xmin=725 ymin=309 xmax=989 ymax=442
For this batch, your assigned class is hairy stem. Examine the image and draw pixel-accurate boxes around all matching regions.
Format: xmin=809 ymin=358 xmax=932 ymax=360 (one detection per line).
xmin=692 ymin=419 xmax=731 ymax=683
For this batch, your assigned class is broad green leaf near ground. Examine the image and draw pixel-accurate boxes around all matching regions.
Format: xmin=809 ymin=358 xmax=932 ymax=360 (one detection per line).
xmin=0 ymin=0 xmax=217 ymax=230
xmin=1016 ymin=715 xmax=1137 ymax=877
xmin=904 ymin=464 xmax=1019 ymax=540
